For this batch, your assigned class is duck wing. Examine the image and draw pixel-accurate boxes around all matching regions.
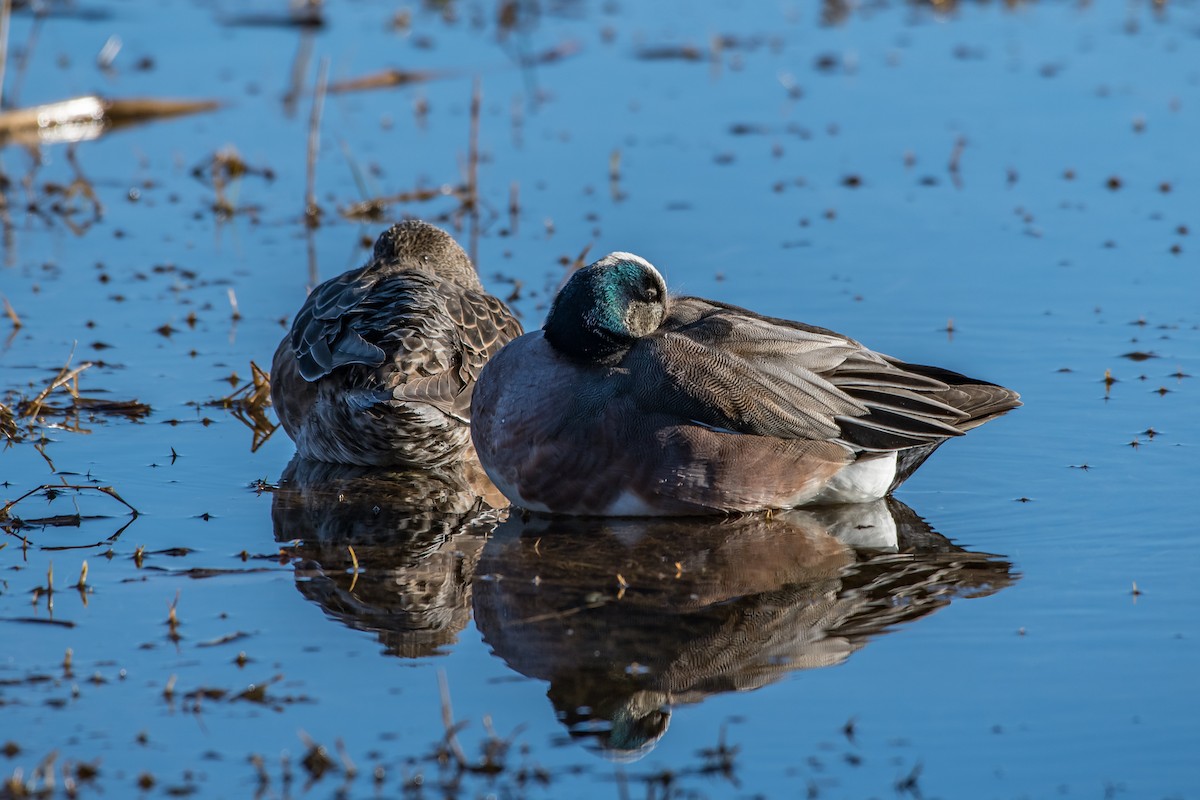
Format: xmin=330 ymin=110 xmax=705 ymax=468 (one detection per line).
xmin=289 ymin=268 xmax=522 ymax=420
xmin=410 ymin=287 xmax=525 ymax=421
xmin=290 ymin=265 xmax=388 ymax=382
xmin=636 ymin=298 xmax=1002 ymax=452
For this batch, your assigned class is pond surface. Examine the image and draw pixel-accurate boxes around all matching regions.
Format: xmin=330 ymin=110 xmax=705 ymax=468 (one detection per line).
xmin=2 ymin=1 xmax=1198 ymax=797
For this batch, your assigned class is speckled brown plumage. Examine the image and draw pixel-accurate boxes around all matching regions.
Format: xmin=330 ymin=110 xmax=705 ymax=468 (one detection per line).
xmin=271 ymin=220 xmax=522 ymax=467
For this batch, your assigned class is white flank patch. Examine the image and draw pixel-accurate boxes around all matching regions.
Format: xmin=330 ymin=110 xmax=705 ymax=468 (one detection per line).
xmin=811 ymin=452 xmax=898 ymax=505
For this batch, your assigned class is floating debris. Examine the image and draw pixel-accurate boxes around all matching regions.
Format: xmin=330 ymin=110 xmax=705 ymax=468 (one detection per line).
xmin=340 ymin=185 xmax=463 ymax=221
xmin=1 ymin=484 xmax=139 ymax=526
xmin=1 ymin=296 xmax=20 ymax=329
xmin=0 ymin=95 xmax=220 ymax=146
xmin=636 ymin=43 xmax=707 ymax=62
xmin=520 ymin=40 xmax=583 ymax=67
xmin=327 ymin=68 xmax=448 ymax=95
xmin=222 ymin=0 xmax=326 ymax=29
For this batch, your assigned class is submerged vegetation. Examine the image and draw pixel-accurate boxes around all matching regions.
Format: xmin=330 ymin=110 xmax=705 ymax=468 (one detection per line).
xmin=0 ymin=351 xmax=149 ymax=451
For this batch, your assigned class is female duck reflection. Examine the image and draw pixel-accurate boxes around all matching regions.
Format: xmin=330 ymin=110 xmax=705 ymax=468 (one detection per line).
xmin=270 ymin=454 xmax=506 ymax=658
xmin=472 ymin=499 xmax=1015 ymax=760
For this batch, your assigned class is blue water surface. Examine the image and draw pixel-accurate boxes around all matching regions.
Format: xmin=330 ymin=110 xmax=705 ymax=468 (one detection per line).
xmin=2 ymin=1 xmax=1198 ymax=798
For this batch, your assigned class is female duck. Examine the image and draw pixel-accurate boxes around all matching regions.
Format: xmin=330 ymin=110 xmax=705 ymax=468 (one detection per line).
xmin=271 ymin=220 xmax=523 ymax=467
xmin=471 ymin=253 xmax=1019 ymax=515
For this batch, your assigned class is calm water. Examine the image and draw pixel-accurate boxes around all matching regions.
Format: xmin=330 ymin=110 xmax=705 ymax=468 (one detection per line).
xmin=2 ymin=1 xmax=1198 ymax=797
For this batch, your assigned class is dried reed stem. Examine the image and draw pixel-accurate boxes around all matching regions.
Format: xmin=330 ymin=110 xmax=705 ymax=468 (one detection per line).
xmin=467 ymin=78 xmax=481 ymax=264
xmin=304 ymin=57 xmax=330 ymax=228
xmin=0 ymin=0 xmax=10 ymax=111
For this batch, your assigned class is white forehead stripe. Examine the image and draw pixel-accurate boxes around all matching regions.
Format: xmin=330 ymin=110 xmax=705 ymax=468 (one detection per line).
xmin=603 ymin=251 xmax=664 ymax=283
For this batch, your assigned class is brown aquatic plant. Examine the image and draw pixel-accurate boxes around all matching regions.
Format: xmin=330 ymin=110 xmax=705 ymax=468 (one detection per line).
xmin=3 ymin=350 xmax=151 ymax=450
xmin=326 ymin=67 xmax=448 ymax=95
xmin=205 ymin=361 xmax=277 ymax=452
xmin=190 ymin=146 xmax=274 ymax=218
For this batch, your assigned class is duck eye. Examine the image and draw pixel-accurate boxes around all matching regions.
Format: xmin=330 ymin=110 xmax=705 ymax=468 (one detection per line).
xmin=645 ymin=286 xmax=660 ymax=302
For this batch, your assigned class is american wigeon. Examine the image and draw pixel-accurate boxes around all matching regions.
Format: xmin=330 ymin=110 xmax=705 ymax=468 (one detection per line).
xmin=271 ymin=220 xmax=523 ymax=467
xmin=471 ymin=252 xmax=1019 ymax=515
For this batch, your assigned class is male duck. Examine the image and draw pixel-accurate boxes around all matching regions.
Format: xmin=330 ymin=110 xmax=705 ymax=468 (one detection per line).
xmin=271 ymin=220 xmax=523 ymax=467
xmin=471 ymin=252 xmax=1020 ymax=515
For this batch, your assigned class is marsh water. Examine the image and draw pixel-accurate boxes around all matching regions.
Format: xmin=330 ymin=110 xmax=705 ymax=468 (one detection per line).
xmin=2 ymin=1 xmax=1198 ymax=797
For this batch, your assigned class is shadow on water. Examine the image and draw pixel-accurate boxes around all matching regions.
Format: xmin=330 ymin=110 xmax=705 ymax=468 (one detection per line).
xmin=473 ymin=499 xmax=1015 ymax=760
xmin=270 ymin=454 xmax=506 ymax=657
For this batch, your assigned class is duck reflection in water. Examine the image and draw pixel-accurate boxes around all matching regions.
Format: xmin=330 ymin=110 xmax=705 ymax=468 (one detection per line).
xmin=271 ymin=454 xmax=505 ymax=657
xmin=472 ymin=499 xmax=1015 ymax=760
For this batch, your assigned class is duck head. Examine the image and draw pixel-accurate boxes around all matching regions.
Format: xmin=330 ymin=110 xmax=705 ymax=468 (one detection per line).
xmin=372 ymin=219 xmax=481 ymax=290
xmin=544 ymin=252 xmax=668 ymax=360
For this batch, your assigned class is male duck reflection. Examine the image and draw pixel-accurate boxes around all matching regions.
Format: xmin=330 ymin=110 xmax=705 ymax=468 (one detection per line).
xmin=472 ymin=253 xmax=1020 ymax=515
xmin=271 ymin=220 xmax=523 ymax=467
xmin=473 ymin=500 xmax=1016 ymax=759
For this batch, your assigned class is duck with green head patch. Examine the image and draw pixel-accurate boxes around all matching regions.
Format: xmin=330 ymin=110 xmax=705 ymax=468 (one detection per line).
xmin=470 ymin=252 xmax=1020 ymax=516
xmin=271 ymin=219 xmax=523 ymax=467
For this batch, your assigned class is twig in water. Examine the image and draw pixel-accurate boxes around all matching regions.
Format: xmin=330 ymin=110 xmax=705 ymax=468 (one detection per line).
xmin=609 ymin=149 xmax=623 ymax=201
xmin=326 ymin=67 xmax=447 ymax=95
xmin=948 ymin=136 xmax=966 ymax=188
xmin=508 ymin=181 xmax=520 ymax=233
xmin=283 ymin=31 xmax=314 ymax=118
xmin=0 ymin=0 xmax=9 ymax=111
xmin=206 ymin=361 xmax=276 ymax=452
xmin=304 ymin=57 xmax=330 ymax=228
xmin=437 ymin=670 xmax=469 ymax=768
xmin=22 ymin=351 xmax=93 ymax=421
xmin=1 ymin=483 xmax=139 ymax=521
xmin=466 ymin=78 xmax=482 ymax=264
xmin=2 ymin=294 xmax=20 ymax=327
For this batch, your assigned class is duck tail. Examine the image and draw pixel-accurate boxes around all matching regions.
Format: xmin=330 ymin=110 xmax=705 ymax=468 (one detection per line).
xmin=888 ymin=360 xmax=1021 ymax=432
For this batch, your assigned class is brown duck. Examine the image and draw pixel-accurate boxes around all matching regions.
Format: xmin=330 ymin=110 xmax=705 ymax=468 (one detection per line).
xmin=271 ymin=220 xmax=522 ymax=467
